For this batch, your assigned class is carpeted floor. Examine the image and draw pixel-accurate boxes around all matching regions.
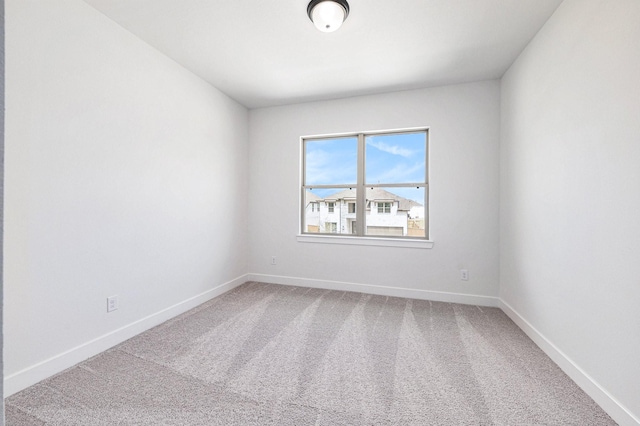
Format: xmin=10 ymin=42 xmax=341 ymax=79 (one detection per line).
xmin=6 ymin=282 xmax=616 ymax=425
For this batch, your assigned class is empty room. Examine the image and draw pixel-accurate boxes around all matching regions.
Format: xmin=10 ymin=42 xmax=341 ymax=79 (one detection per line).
xmin=2 ymin=0 xmax=639 ymax=425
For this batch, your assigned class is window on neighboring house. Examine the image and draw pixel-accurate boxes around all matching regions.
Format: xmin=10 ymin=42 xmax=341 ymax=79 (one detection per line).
xmin=325 ymin=222 xmax=337 ymax=233
xmin=301 ymin=129 xmax=428 ymax=239
xmin=377 ymin=202 xmax=391 ymax=214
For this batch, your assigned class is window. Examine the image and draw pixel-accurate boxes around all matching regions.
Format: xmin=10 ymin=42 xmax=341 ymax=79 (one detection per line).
xmin=302 ymin=129 xmax=428 ymax=239
xmin=325 ymin=222 xmax=337 ymax=233
xmin=377 ymin=202 xmax=391 ymax=214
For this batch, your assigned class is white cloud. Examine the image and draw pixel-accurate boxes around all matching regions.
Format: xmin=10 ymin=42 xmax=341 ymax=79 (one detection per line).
xmin=372 ymin=161 xmax=425 ymax=183
xmin=367 ymin=140 xmax=413 ymax=157
xmin=306 ymin=149 xmax=356 ymax=185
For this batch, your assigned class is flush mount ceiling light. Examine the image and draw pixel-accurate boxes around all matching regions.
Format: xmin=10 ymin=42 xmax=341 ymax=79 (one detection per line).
xmin=307 ymin=0 xmax=350 ymax=33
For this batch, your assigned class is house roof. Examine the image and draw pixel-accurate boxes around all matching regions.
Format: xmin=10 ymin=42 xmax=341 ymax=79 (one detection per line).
xmin=305 ymin=190 xmax=322 ymax=203
xmin=323 ymin=189 xmax=356 ymax=202
xmin=320 ymin=188 xmax=422 ymax=211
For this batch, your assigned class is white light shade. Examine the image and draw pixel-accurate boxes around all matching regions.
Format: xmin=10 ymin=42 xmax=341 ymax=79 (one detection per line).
xmin=310 ymin=1 xmax=347 ymax=33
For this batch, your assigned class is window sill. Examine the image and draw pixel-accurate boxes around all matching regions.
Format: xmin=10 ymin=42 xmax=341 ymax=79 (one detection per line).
xmin=297 ymin=234 xmax=434 ymax=249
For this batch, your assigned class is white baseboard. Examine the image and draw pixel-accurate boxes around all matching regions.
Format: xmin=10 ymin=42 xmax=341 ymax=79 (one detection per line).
xmin=500 ymin=300 xmax=640 ymax=426
xmin=248 ymin=273 xmax=500 ymax=307
xmin=4 ymin=274 xmax=248 ymax=398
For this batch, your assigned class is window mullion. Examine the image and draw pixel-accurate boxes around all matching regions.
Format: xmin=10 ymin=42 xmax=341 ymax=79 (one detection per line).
xmin=356 ymin=133 xmax=365 ymax=236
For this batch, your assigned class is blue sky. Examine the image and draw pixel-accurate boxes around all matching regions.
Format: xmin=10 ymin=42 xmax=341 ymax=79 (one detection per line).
xmin=365 ymin=133 xmax=426 ymax=184
xmin=305 ymin=137 xmax=358 ymax=186
xmin=305 ymin=132 xmax=426 ymax=203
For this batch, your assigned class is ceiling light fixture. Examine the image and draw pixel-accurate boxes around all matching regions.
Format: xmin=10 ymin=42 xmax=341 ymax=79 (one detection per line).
xmin=307 ymin=0 xmax=350 ymax=33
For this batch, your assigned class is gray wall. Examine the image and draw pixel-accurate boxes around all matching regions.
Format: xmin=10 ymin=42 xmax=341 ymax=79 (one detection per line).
xmin=4 ymin=0 xmax=249 ymax=396
xmin=500 ymin=0 xmax=640 ymax=423
xmin=1 ymin=0 xmax=5 ymax=423
xmin=249 ymin=81 xmax=501 ymax=303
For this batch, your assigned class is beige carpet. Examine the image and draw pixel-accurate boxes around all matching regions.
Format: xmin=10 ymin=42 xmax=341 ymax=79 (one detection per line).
xmin=6 ymin=282 xmax=616 ymax=425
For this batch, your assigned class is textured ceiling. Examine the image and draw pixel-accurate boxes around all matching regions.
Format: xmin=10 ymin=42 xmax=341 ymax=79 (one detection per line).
xmin=83 ymin=0 xmax=564 ymax=108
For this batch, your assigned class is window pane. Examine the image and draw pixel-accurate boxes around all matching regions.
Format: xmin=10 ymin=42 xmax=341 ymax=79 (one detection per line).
xmin=365 ymin=187 xmax=426 ymax=237
xmin=365 ymin=132 xmax=426 ymax=184
xmin=303 ymin=188 xmax=358 ymax=235
xmin=305 ymin=137 xmax=358 ymax=186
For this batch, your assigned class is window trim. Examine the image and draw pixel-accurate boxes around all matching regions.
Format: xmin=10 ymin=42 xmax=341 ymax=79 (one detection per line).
xmin=296 ymin=234 xmax=434 ymax=248
xmin=299 ymin=127 xmax=430 ymax=246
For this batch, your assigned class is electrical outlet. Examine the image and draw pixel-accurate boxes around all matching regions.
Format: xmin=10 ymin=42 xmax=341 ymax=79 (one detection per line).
xmin=271 ymin=256 xmax=277 ymax=265
xmin=460 ymin=269 xmax=469 ymax=281
xmin=107 ymin=295 xmax=119 ymax=312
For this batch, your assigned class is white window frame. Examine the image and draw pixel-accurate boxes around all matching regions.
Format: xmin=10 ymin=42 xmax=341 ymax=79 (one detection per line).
xmin=298 ymin=127 xmax=433 ymax=249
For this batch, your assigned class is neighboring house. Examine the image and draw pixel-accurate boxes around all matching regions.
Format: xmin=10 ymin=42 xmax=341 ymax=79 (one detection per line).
xmin=304 ymin=190 xmax=322 ymax=233
xmin=304 ymin=188 xmax=424 ymax=236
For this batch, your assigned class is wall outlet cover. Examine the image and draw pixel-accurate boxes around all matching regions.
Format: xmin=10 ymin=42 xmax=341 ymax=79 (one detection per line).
xmin=107 ymin=296 xmax=119 ymax=312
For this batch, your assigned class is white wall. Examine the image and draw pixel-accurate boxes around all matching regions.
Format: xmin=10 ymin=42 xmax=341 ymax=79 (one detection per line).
xmin=248 ymin=81 xmax=500 ymax=303
xmin=4 ymin=0 xmax=248 ymax=394
xmin=1 ymin=0 xmax=5 ymax=421
xmin=500 ymin=0 xmax=640 ymax=424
